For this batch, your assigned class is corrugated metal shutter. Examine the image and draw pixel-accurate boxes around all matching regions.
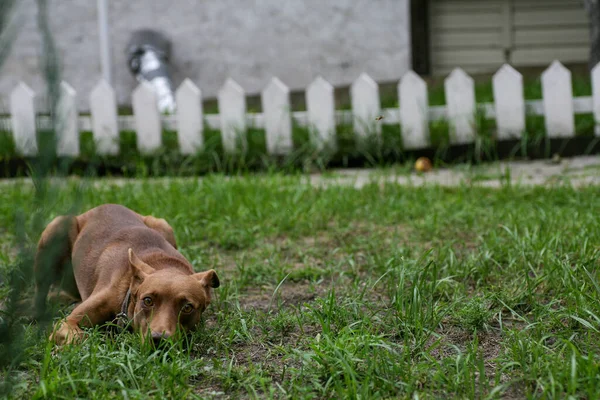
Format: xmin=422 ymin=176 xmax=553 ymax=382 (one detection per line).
xmin=429 ymin=0 xmax=506 ymax=75
xmin=511 ymin=0 xmax=590 ymax=66
xmin=429 ymin=0 xmax=590 ymax=76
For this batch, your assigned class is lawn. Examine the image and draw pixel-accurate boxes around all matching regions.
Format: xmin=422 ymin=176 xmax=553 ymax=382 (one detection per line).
xmin=0 ymin=172 xmax=599 ymax=399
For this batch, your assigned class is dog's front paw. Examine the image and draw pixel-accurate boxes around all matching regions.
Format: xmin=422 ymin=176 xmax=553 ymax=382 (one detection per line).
xmin=50 ymin=320 xmax=84 ymax=345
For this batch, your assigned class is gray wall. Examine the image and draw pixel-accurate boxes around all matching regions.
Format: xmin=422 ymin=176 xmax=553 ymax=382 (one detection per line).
xmin=0 ymin=0 xmax=411 ymax=111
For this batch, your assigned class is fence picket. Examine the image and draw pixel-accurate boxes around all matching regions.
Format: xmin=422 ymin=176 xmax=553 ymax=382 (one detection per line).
xmin=592 ymin=63 xmax=600 ymax=137
xmin=132 ymin=82 xmax=162 ymax=153
xmin=351 ymin=73 xmax=381 ymax=139
xmin=399 ymin=71 xmax=429 ymax=149
xmin=176 ymin=79 xmax=203 ymax=154
xmin=445 ymin=68 xmax=476 ymax=144
xmin=493 ymin=64 xmax=525 ymax=140
xmin=218 ymin=79 xmax=247 ymax=153
xmin=10 ymin=82 xmax=37 ymax=156
xmin=90 ymin=80 xmax=119 ymax=155
xmin=542 ymin=60 xmax=574 ymax=138
xmin=262 ymin=77 xmax=293 ymax=155
xmin=56 ymin=82 xmax=79 ymax=157
xmin=306 ymin=76 xmax=336 ymax=150
xmin=3 ymin=62 xmax=597 ymax=160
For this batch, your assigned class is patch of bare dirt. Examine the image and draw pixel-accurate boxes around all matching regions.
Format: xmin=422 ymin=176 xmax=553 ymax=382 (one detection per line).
xmin=205 ymin=221 xmax=481 ymax=285
xmin=194 ymin=338 xmax=309 ymax=400
xmin=427 ymin=325 xmax=502 ymax=364
xmin=241 ymin=281 xmax=330 ymax=313
xmin=426 ymin=325 xmax=526 ymax=399
xmin=268 ymin=221 xmax=414 ymax=248
xmin=261 ymin=222 xmax=420 ymax=274
xmin=208 ymin=252 xmax=239 ymax=274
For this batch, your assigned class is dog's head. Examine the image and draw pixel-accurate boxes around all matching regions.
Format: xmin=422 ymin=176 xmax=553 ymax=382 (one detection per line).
xmin=127 ymin=248 xmax=219 ymax=343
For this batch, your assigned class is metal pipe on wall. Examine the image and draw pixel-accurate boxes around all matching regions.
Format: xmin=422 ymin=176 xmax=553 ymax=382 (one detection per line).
xmin=97 ymin=0 xmax=111 ymax=84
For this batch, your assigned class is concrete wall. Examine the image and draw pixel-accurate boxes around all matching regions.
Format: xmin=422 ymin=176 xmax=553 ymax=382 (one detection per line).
xmin=0 ymin=0 xmax=411 ymax=111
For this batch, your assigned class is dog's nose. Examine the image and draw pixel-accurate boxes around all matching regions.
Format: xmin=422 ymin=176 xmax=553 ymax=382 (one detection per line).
xmin=151 ymin=331 xmax=171 ymax=344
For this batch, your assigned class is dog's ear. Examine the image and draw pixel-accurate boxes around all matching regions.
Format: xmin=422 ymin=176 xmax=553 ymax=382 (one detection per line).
xmin=193 ymin=269 xmax=220 ymax=288
xmin=128 ymin=248 xmax=155 ymax=282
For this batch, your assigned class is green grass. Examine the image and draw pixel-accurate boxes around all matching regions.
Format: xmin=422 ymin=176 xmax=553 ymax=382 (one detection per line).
xmin=1 ymin=173 xmax=600 ymax=398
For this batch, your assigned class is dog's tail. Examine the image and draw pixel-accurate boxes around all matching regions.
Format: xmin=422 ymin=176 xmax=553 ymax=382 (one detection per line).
xmin=33 ymin=215 xmax=79 ymax=320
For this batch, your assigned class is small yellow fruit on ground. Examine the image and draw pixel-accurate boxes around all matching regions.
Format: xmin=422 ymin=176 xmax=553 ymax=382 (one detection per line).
xmin=414 ymin=157 xmax=432 ymax=172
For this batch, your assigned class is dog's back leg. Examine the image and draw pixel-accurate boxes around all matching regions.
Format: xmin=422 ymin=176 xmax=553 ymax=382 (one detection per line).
xmin=142 ymin=215 xmax=178 ymax=249
xmin=33 ymin=215 xmax=79 ymax=319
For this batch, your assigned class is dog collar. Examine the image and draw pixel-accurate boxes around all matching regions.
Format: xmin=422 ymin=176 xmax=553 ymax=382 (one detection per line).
xmin=115 ymin=288 xmax=132 ymax=329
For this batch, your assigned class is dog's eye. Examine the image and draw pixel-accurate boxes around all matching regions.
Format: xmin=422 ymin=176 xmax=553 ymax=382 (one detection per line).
xmin=181 ymin=303 xmax=194 ymax=314
xmin=143 ymin=297 xmax=153 ymax=307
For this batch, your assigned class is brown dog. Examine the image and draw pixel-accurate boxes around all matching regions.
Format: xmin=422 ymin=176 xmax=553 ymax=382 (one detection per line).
xmin=33 ymin=204 xmax=219 ymax=345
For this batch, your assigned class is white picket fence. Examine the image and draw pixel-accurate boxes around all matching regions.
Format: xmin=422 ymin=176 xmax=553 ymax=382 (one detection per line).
xmin=3 ymin=60 xmax=600 ymax=158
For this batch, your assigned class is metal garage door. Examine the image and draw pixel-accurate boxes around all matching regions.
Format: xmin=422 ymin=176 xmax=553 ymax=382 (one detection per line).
xmin=429 ymin=0 xmax=507 ymax=75
xmin=429 ymin=0 xmax=590 ymax=75
xmin=511 ymin=0 xmax=590 ymax=67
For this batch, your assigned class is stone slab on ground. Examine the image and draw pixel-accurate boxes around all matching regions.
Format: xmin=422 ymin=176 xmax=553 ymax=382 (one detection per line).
xmin=0 ymin=156 xmax=598 ymax=189
xmin=306 ymin=156 xmax=600 ymax=189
